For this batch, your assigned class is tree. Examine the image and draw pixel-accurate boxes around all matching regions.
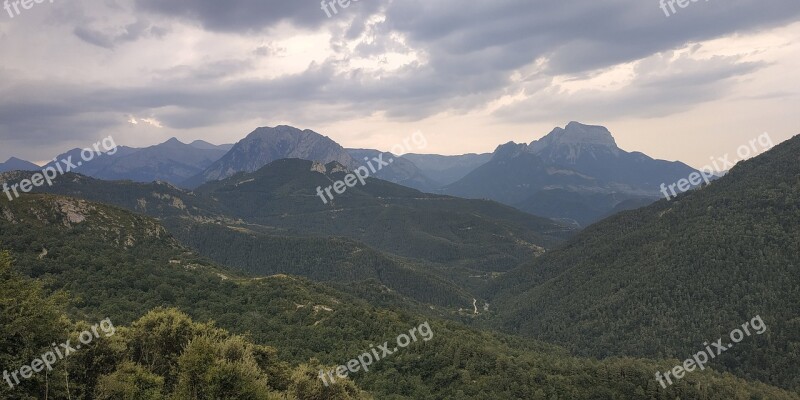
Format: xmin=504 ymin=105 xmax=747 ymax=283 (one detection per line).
xmin=0 ymin=251 xmax=70 ymax=400
xmin=94 ymin=362 xmax=165 ymax=400
xmin=173 ymin=335 xmax=272 ymax=400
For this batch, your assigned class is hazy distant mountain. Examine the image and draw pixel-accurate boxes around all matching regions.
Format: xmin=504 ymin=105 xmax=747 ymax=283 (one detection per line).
xmin=45 ymin=146 xmax=139 ymax=177
xmin=445 ymin=122 xmax=697 ymax=226
xmin=517 ymin=189 xmax=660 ymax=228
xmin=402 ymin=153 xmax=492 ymax=186
xmin=19 ymin=123 xmax=697 ymax=224
xmin=94 ymin=138 xmax=228 ymax=184
xmin=45 ymin=138 xmax=226 ymax=186
xmin=346 ymin=149 xmax=440 ymax=191
xmin=189 ymin=140 xmax=234 ymax=151
xmin=186 ymin=125 xmax=356 ymax=187
xmin=0 ymin=157 xmax=40 ymax=172
xmin=529 ymin=122 xmax=696 ymax=188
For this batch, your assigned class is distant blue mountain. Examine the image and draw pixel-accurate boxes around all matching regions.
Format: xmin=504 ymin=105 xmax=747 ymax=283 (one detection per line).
xmin=444 ymin=122 xmax=698 ymax=226
xmin=45 ymin=138 xmax=228 ymax=187
xmin=402 ymin=153 xmax=492 ymax=186
xmin=0 ymin=157 xmax=40 ymax=172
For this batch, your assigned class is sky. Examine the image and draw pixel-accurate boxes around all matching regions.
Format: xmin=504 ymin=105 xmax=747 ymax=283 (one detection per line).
xmin=0 ymin=0 xmax=798 ymax=169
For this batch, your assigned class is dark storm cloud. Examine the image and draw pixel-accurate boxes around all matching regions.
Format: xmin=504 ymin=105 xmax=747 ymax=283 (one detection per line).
xmin=133 ymin=0 xmax=383 ymax=32
xmin=325 ymin=0 xmax=800 ymax=118
xmin=378 ymin=0 xmax=800 ymax=76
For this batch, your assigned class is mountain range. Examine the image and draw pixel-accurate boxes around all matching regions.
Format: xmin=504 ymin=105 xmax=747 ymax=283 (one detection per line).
xmin=43 ymin=138 xmax=231 ymax=185
xmin=4 ymin=122 xmax=703 ymax=227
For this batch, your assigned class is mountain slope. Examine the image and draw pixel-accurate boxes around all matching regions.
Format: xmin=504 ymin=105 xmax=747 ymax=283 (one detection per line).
xmin=187 ymin=125 xmax=356 ymax=187
xmin=13 ymin=158 xmax=574 ymax=307
xmin=445 ymin=122 xmax=698 ymax=226
xmin=401 ymin=153 xmax=492 ymax=186
xmin=517 ymin=189 xmax=660 ymax=228
xmin=0 ymin=157 xmax=40 ymax=172
xmin=1 ymin=193 xmax=798 ymax=399
xmin=447 ymin=146 xmax=596 ymax=205
xmin=0 ymin=171 xmax=472 ymax=307
xmin=43 ymin=138 xmax=227 ymax=186
xmin=91 ymin=138 xmax=228 ymax=185
xmin=346 ymin=148 xmax=439 ymax=191
xmin=528 ymin=122 xmax=699 ymax=189
xmin=46 ymin=146 xmax=139 ymax=177
xmin=24 ymin=159 xmax=573 ymax=272
xmin=189 ymin=139 xmax=234 ymax=151
xmin=488 ymin=133 xmax=800 ymax=390
xmin=194 ymin=158 xmax=572 ymax=271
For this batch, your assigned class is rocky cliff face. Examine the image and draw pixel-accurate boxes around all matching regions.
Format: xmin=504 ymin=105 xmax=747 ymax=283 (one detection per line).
xmin=528 ymin=122 xmax=621 ymax=163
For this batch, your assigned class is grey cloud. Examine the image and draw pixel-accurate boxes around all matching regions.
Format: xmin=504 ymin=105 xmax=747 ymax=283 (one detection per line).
xmin=0 ymin=47 xmax=769 ymax=153
xmin=153 ymin=59 xmax=255 ymax=82
xmin=133 ymin=0 xmax=383 ymax=32
xmin=379 ymin=0 xmax=800 ymax=76
xmin=494 ymin=52 xmax=767 ymax=122
xmin=253 ymin=42 xmax=287 ymax=57
xmin=73 ymin=27 xmax=116 ymax=48
xmin=323 ymin=0 xmax=800 ymax=119
xmin=73 ymin=19 xmax=168 ymax=49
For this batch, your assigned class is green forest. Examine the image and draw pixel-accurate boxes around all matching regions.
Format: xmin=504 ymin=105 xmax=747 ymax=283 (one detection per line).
xmin=2 ymin=193 xmax=799 ymax=399
xmin=488 ymin=133 xmax=800 ymax=391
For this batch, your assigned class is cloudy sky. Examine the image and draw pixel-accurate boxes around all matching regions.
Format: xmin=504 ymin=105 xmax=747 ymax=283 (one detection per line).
xmin=1 ymin=0 xmax=798 ymax=168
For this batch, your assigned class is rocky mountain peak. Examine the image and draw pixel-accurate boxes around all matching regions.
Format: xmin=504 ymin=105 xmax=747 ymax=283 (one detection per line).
xmin=190 ymin=125 xmax=357 ymax=185
xmin=529 ymin=122 xmax=618 ymax=153
xmin=492 ymin=141 xmax=530 ymax=160
xmin=160 ymin=137 xmax=186 ymax=147
xmin=0 ymin=157 xmax=41 ymax=172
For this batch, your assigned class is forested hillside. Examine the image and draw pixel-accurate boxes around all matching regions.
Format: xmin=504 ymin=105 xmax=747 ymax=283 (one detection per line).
xmin=2 ymin=195 xmax=798 ymax=399
xmin=194 ymin=158 xmax=571 ymax=268
xmin=489 ymin=134 xmax=800 ymax=390
xmin=16 ymin=159 xmax=573 ymax=308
